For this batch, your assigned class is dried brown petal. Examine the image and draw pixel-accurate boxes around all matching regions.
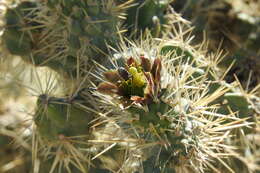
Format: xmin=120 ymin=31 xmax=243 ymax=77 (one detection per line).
xmin=151 ymin=58 xmax=162 ymax=83
xmin=103 ymin=70 xmax=121 ymax=83
xmin=97 ymin=82 xmax=118 ymax=95
xmin=127 ymin=57 xmax=135 ymax=66
xmin=144 ymin=72 xmax=154 ymax=96
xmin=131 ymin=96 xmax=145 ymax=104
xmin=140 ymin=55 xmax=152 ymax=72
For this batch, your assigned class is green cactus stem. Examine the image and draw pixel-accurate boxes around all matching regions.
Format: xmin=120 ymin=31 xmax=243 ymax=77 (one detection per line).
xmin=2 ymin=0 xmax=128 ymax=79
xmin=120 ymin=0 xmax=172 ymax=36
xmin=97 ymin=55 xmax=202 ymax=171
xmin=2 ymin=1 xmax=38 ymax=57
xmin=35 ymin=94 xmax=94 ymax=142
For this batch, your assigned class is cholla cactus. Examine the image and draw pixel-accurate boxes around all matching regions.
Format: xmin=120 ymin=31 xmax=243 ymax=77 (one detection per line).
xmin=31 ymin=83 xmax=97 ymax=172
xmin=0 ymin=1 xmax=259 ymax=173
xmin=171 ymin=0 xmax=260 ymax=90
xmin=117 ymin=0 xmax=173 ymax=37
xmin=1 ymin=0 xmax=130 ymax=77
xmin=222 ymin=82 xmax=260 ymax=173
xmin=94 ymin=31 xmax=251 ymax=172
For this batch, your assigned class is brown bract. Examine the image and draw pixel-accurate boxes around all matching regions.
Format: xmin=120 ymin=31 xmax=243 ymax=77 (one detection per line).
xmin=97 ymin=55 xmax=163 ymax=107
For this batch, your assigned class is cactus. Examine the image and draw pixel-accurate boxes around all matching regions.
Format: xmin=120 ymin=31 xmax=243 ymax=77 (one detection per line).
xmin=171 ymin=0 xmax=260 ymax=90
xmin=2 ymin=0 xmax=128 ymax=77
xmin=95 ymin=35 xmax=251 ymax=172
xmin=2 ymin=1 xmax=38 ymax=57
xmin=32 ymin=90 xmax=98 ymax=172
xmin=0 ymin=0 xmax=259 ymax=173
xmin=117 ymin=0 xmax=173 ymax=37
xmin=35 ymin=94 xmax=94 ymax=141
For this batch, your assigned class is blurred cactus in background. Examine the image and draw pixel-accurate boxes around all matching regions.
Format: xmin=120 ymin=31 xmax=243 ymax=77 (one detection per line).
xmin=0 ymin=0 xmax=259 ymax=173
xmin=2 ymin=0 xmax=131 ymax=78
xmin=116 ymin=0 xmax=173 ymax=37
xmin=171 ymin=0 xmax=260 ymax=91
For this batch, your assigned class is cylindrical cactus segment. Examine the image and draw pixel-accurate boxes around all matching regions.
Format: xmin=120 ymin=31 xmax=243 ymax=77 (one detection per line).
xmin=2 ymin=1 xmax=38 ymax=57
xmin=2 ymin=28 xmax=32 ymax=56
xmin=160 ymin=45 xmax=195 ymax=64
xmin=97 ymin=54 xmax=202 ymax=170
xmin=119 ymin=0 xmax=172 ymax=36
xmin=94 ymin=35 xmax=251 ymax=171
xmin=223 ymin=92 xmax=253 ymax=118
xmin=45 ymin=0 xmax=124 ymax=61
xmin=2 ymin=1 xmax=63 ymax=67
xmin=34 ymin=94 xmax=94 ymax=142
xmin=2 ymin=0 xmax=128 ymax=78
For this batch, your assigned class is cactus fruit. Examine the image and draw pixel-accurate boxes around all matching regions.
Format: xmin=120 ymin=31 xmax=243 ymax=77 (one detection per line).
xmin=97 ymin=54 xmax=197 ymax=171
